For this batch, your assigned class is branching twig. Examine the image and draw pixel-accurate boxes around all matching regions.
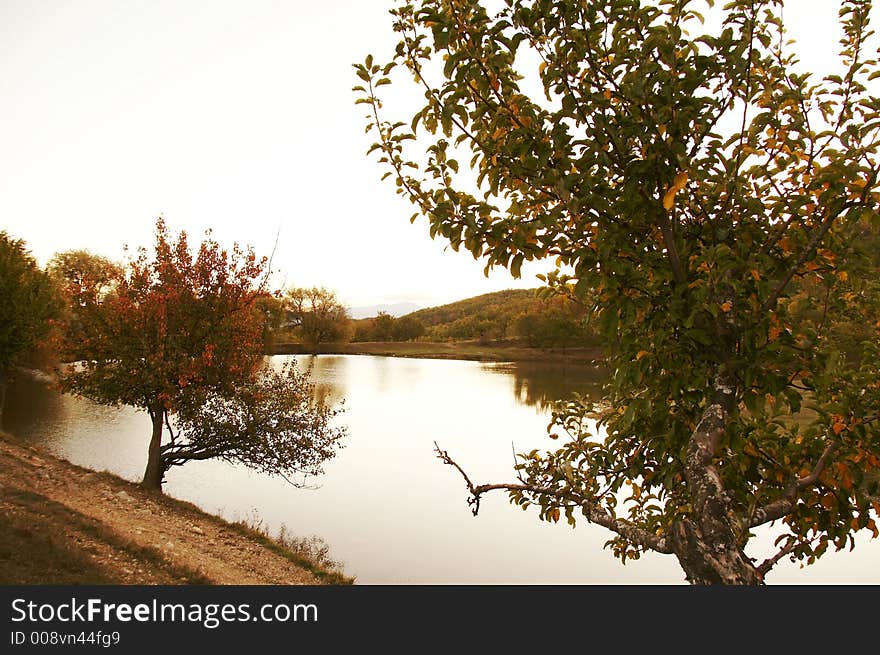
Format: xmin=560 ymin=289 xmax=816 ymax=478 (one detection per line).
xmin=748 ymin=439 xmax=842 ymax=528
xmin=433 ymin=442 xmax=673 ymax=554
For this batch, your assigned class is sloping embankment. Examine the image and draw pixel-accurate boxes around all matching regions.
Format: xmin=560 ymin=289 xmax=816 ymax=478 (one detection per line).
xmin=0 ymin=432 xmax=349 ymax=585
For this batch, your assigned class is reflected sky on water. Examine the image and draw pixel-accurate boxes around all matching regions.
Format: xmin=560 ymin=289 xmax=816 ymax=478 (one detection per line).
xmin=4 ymin=356 xmax=878 ymax=584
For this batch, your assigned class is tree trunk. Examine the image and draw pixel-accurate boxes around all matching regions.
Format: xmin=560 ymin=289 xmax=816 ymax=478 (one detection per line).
xmin=674 ymin=374 xmax=762 ymax=585
xmin=670 ymin=518 xmax=761 ymax=585
xmin=141 ymin=408 xmax=166 ymax=492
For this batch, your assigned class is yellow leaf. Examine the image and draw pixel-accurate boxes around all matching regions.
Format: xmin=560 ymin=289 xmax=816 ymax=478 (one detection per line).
xmin=662 ymin=171 xmax=688 ymax=211
xmin=837 ymin=270 xmax=848 ymax=282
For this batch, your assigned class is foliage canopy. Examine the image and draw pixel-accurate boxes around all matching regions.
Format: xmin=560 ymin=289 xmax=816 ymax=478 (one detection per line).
xmin=358 ymin=0 xmax=880 ymax=583
xmin=58 ymin=220 xmax=345 ymax=490
xmin=283 ymin=287 xmax=353 ymax=353
xmin=0 ymin=232 xmax=61 ymax=412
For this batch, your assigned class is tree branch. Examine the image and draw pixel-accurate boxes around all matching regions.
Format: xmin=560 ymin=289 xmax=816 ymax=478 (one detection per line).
xmin=747 ymin=439 xmax=841 ymax=529
xmin=434 ymin=442 xmax=672 ymax=554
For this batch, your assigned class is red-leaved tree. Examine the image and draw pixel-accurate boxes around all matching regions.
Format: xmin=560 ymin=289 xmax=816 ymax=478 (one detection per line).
xmin=58 ymin=219 xmax=345 ymax=491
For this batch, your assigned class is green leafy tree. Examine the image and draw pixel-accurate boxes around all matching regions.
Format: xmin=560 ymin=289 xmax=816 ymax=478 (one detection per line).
xmin=284 ymin=287 xmax=353 ymax=353
xmin=392 ymin=314 xmax=427 ymax=341
xmin=48 ymin=250 xmax=121 ymax=360
xmin=254 ymin=294 xmax=286 ymax=353
xmin=358 ymin=0 xmax=880 ymax=583
xmin=61 ymin=220 xmax=345 ymax=491
xmin=0 ymin=233 xmax=61 ymax=415
xmin=48 ymin=250 xmax=120 ymax=304
xmin=372 ymin=311 xmax=397 ymax=341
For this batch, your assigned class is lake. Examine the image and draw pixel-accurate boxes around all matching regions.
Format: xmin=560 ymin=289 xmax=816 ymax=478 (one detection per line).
xmin=4 ymin=355 xmax=878 ymax=583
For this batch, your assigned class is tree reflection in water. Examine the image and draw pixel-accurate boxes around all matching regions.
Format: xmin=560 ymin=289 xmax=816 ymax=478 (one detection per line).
xmin=481 ymin=361 xmax=607 ymax=411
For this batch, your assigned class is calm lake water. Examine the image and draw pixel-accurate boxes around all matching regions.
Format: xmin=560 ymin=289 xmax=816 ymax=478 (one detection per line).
xmin=4 ymin=355 xmax=878 ymax=583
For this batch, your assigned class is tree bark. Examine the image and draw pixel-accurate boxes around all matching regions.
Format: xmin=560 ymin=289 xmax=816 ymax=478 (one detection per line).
xmin=141 ymin=407 xmax=166 ymax=492
xmin=673 ymin=375 xmax=761 ymax=584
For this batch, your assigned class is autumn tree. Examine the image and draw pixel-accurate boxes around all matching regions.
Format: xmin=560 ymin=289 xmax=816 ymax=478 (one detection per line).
xmin=0 ymin=233 xmax=61 ymax=415
xmin=357 ymin=0 xmax=880 ymax=583
xmin=48 ymin=250 xmax=121 ymax=360
xmin=284 ymin=287 xmax=352 ymax=353
xmin=60 ymin=219 xmax=345 ymax=491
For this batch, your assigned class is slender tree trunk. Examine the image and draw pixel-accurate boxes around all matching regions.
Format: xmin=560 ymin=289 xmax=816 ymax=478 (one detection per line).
xmin=141 ymin=407 xmax=166 ymax=492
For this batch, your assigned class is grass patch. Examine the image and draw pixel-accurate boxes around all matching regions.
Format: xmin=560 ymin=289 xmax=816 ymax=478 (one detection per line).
xmin=228 ymin=517 xmax=354 ymax=585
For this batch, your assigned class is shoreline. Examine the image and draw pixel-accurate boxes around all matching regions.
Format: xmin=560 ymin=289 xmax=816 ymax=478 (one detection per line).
xmin=270 ymin=341 xmax=605 ymax=366
xmin=0 ymin=431 xmax=352 ymax=585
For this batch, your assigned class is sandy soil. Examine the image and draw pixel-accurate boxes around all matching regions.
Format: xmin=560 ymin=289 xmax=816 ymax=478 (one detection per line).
xmin=0 ymin=432 xmax=323 ymax=584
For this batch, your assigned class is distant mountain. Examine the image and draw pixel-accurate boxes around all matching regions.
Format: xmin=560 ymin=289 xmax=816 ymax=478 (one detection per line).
xmin=348 ymin=302 xmax=421 ymax=319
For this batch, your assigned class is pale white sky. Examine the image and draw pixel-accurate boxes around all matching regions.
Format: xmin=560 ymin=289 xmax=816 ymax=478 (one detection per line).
xmin=0 ymin=0 xmax=873 ymax=307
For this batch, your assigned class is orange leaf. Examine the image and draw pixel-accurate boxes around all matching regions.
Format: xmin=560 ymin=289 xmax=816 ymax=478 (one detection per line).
xmin=721 ymin=302 xmax=732 ymax=313
xmin=636 ymin=350 xmax=650 ymax=360
xmin=832 ymin=421 xmax=847 ymax=435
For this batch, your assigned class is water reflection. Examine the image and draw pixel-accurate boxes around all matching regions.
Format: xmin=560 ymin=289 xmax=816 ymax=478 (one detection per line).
xmin=481 ymin=361 xmax=606 ymax=411
xmin=2 ymin=372 xmax=67 ymax=437
xmin=4 ymin=356 xmax=878 ymax=584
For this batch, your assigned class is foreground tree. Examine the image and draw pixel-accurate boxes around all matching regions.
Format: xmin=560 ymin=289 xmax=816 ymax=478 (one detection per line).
xmin=358 ymin=0 xmax=880 ymax=583
xmin=0 ymin=233 xmax=61 ymax=414
xmin=60 ymin=220 xmax=345 ymax=490
xmin=283 ymin=287 xmax=352 ymax=353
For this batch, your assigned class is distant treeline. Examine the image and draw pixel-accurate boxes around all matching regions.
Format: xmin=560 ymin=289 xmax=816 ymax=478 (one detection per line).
xmin=352 ymin=289 xmax=600 ymax=348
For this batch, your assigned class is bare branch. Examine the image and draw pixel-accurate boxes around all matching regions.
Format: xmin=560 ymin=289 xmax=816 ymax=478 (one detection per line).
xmin=756 ymin=536 xmax=816 ymax=578
xmin=434 ymin=442 xmax=672 ymax=554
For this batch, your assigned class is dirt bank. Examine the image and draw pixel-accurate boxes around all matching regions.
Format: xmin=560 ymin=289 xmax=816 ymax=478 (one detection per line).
xmin=0 ymin=432 xmax=348 ymax=585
